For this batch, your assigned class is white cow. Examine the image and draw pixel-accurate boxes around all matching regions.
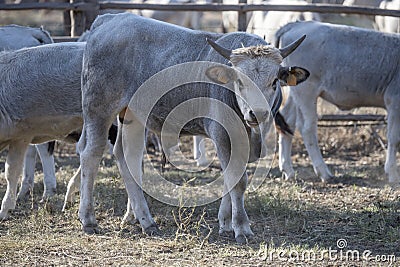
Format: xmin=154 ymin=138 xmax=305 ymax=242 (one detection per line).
xmin=132 ymin=0 xmax=210 ymax=30
xmin=276 ymin=21 xmax=400 ymax=183
xmin=222 ymin=0 xmax=263 ymax=32
xmin=343 ymin=0 xmax=384 ymax=29
xmin=247 ymin=0 xmax=321 ymax=42
xmin=0 ymin=25 xmax=57 ymax=201
xmin=0 ymin=42 xmax=85 ymax=220
xmin=376 ymin=0 xmax=400 ymax=33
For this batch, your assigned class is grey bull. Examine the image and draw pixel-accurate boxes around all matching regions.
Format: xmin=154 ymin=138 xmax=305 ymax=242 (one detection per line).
xmin=78 ymin=13 xmax=309 ymax=243
xmin=275 ymin=21 xmax=400 ymax=183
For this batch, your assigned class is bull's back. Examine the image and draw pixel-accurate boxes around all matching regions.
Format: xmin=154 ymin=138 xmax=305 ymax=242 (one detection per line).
xmin=83 ymin=13 xmax=219 ymax=107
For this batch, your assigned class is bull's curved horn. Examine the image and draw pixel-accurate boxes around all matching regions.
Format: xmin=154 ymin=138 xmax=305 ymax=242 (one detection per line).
xmin=279 ymin=35 xmax=306 ymax=59
xmin=206 ymin=38 xmax=232 ymax=60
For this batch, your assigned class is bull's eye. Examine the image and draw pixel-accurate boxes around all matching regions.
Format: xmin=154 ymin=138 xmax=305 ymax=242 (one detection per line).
xmin=272 ymin=79 xmax=279 ymax=91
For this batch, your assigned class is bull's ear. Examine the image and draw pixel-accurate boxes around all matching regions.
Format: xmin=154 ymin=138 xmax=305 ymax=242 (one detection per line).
xmin=278 ymin=66 xmax=310 ymax=86
xmin=205 ymin=65 xmax=236 ymax=84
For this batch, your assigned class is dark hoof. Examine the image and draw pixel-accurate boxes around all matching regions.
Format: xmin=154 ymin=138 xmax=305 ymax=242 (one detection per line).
xmin=16 ymin=192 xmax=30 ymax=202
xmin=143 ymin=224 xmax=160 ymax=236
xmin=235 ymin=234 xmax=248 ymax=245
xmin=83 ymin=225 xmax=100 ymax=234
xmin=219 ymin=230 xmax=234 ymax=239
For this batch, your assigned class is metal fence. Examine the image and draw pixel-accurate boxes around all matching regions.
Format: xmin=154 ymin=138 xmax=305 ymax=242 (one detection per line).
xmin=1 ymin=1 xmax=398 ymax=123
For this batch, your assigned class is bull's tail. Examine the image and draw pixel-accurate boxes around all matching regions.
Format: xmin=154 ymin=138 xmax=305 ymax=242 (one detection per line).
xmin=274 ymin=112 xmax=293 ymax=136
xmin=274 ymin=21 xmax=301 ymax=48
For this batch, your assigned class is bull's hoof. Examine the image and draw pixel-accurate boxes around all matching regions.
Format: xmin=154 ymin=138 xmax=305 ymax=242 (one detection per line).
xmin=143 ymin=224 xmax=160 ymax=236
xmin=219 ymin=229 xmax=234 ymax=238
xmin=16 ymin=191 xmax=30 ymax=202
xmin=120 ymin=215 xmax=138 ymax=227
xmin=82 ymin=224 xmax=100 ymax=234
xmin=235 ymin=234 xmax=248 ymax=245
xmin=0 ymin=210 xmax=9 ymax=220
xmin=321 ymin=174 xmax=335 ymax=184
xmin=40 ymin=189 xmax=57 ymax=203
xmin=389 ymin=181 xmax=400 ymax=189
xmin=282 ymin=170 xmax=295 ymax=180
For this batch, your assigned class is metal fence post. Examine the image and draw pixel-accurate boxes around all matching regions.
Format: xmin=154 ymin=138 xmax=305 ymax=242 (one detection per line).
xmin=238 ymin=0 xmax=247 ymax=31
xmin=70 ymin=0 xmax=98 ymax=37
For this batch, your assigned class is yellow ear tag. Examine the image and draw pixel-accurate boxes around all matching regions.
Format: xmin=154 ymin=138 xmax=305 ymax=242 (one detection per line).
xmin=218 ymin=72 xmax=230 ymax=84
xmin=287 ymin=73 xmax=297 ymax=86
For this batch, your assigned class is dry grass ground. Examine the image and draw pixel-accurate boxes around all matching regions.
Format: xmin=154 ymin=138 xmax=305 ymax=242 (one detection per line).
xmin=0 ymin=9 xmax=398 ymax=267
xmin=0 ymin=118 xmax=399 ymax=266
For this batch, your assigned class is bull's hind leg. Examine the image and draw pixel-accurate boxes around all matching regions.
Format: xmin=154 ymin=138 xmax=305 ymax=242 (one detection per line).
xmin=78 ymin=120 xmax=109 ymax=234
xmin=114 ymin=113 xmax=157 ymax=234
xmin=0 ymin=140 xmax=29 ymax=219
xmin=384 ymin=101 xmax=400 ymax=184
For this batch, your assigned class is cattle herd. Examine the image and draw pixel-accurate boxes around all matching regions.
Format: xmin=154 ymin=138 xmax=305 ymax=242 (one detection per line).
xmin=0 ymin=0 xmax=399 ymax=244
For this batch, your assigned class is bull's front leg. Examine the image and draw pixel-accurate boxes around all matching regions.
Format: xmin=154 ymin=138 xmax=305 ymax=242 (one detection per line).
xmin=212 ymin=129 xmax=253 ymax=244
xmin=218 ymin=185 xmax=233 ymax=235
xmin=218 ymin=171 xmax=254 ymax=244
xmin=0 ymin=140 xmax=29 ymax=219
xmin=226 ymin=172 xmax=254 ymax=244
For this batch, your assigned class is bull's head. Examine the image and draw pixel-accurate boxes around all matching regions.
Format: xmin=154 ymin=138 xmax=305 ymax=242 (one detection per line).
xmin=205 ymin=36 xmax=309 ymax=128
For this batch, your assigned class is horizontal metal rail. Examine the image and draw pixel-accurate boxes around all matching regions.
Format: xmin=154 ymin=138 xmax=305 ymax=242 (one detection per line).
xmin=0 ymin=3 xmax=399 ymax=18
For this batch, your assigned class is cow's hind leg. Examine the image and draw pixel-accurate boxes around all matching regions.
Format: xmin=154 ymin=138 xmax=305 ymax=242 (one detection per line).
xmin=296 ymin=95 xmax=333 ymax=182
xmin=0 ymin=140 xmax=29 ymax=219
xmin=114 ymin=113 xmax=157 ymax=234
xmin=17 ymin=145 xmax=37 ymax=201
xmin=384 ymin=103 xmax=400 ymax=184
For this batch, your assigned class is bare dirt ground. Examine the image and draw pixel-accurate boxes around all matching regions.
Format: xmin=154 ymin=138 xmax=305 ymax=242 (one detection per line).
xmin=0 ymin=117 xmax=399 ymax=266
